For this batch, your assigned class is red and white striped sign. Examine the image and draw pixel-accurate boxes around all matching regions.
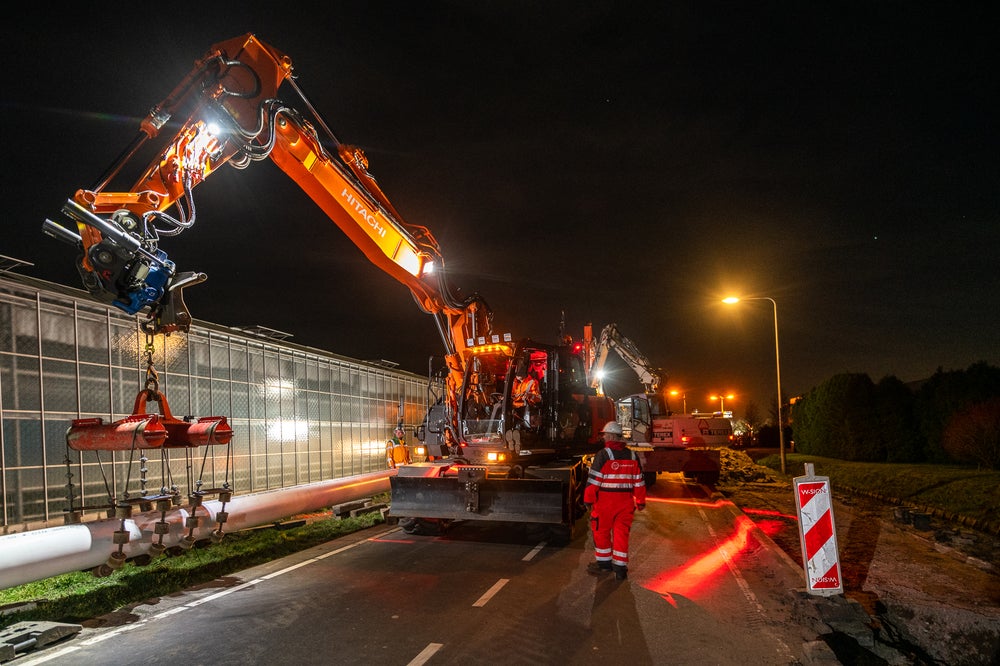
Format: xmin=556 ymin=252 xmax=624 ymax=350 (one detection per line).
xmin=794 ymin=468 xmax=843 ymax=596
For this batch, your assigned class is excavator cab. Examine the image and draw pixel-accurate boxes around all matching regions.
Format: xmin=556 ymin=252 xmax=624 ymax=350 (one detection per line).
xmin=393 ymin=336 xmax=613 ymax=530
xmin=458 ymin=353 xmax=508 ymax=442
xmin=617 ymin=395 xmax=652 ymax=443
xmin=440 ymin=339 xmax=601 ymax=470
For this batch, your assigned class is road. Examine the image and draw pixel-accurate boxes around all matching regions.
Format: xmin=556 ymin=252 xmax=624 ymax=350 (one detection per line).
xmin=13 ymin=476 xmax=831 ymax=665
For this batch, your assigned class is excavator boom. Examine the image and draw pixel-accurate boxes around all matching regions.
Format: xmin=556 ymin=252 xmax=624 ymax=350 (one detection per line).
xmin=43 ymin=33 xmax=488 ymax=395
xmin=588 ymin=324 xmax=662 ymax=394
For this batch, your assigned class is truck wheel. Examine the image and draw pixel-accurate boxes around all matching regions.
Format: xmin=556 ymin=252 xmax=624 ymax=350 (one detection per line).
xmin=643 ymin=472 xmax=657 ymax=487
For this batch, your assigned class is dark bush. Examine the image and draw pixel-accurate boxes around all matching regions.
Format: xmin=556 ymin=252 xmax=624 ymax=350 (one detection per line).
xmin=941 ymin=396 xmax=1000 ymax=469
xmin=793 ymin=373 xmax=879 ymax=460
xmin=916 ymin=362 xmax=1000 ymax=463
xmin=873 ymin=375 xmax=922 ymax=462
xmin=792 ymin=362 xmax=999 ymax=465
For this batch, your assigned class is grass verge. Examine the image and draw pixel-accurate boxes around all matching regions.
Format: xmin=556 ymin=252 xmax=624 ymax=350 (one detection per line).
xmin=756 ymin=453 xmax=1000 ymax=533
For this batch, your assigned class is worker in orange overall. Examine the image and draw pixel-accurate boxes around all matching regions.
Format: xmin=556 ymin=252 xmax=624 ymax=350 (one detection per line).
xmin=386 ymin=427 xmax=411 ymax=469
xmin=511 ymin=356 xmax=543 ymax=428
xmin=584 ymin=420 xmax=646 ymax=580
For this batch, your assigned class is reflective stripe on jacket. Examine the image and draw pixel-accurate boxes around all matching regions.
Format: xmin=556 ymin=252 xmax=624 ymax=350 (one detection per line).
xmin=583 ymin=441 xmax=646 ymax=506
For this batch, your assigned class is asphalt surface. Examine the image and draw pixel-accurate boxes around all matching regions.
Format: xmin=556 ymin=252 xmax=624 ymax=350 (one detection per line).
xmin=8 ymin=475 xmax=844 ymax=665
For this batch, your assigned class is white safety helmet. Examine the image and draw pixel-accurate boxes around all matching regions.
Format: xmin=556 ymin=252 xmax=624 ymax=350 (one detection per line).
xmin=601 ymin=421 xmax=623 ymax=437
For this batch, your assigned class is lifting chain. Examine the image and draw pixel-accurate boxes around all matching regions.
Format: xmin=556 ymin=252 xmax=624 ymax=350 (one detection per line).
xmin=143 ymin=330 xmax=159 ymax=396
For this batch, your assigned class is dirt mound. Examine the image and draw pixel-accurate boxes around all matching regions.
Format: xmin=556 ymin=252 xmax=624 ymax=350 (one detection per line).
xmin=717 ymin=448 xmax=782 ymax=484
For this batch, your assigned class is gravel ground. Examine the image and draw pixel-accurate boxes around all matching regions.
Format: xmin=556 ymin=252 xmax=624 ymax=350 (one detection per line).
xmin=716 ymin=449 xmax=1000 ymax=665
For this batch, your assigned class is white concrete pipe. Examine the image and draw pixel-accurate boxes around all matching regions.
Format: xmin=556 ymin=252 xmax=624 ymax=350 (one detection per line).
xmin=0 ymin=470 xmax=392 ymax=590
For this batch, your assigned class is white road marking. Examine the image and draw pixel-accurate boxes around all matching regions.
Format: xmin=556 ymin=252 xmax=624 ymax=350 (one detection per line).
xmin=408 ymin=642 xmax=444 ymax=665
xmin=472 ymin=578 xmax=509 ymax=607
xmin=12 ymin=645 xmax=79 ymax=664
xmin=523 ymin=540 xmax=547 ymax=561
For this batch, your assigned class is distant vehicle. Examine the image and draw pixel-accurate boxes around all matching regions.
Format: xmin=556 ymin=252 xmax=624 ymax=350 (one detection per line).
xmin=586 ymin=324 xmax=728 ymax=486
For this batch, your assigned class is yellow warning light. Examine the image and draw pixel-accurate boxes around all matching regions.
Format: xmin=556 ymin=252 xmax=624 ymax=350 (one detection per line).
xmin=468 ymin=343 xmax=513 ymax=356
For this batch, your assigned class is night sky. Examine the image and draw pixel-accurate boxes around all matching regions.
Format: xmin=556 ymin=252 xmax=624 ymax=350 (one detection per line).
xmin=4 ymin=3 xmax=997 ymax=417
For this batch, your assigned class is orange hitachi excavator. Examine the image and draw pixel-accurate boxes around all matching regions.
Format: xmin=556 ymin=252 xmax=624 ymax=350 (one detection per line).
xmin=44 ymin=34 xmax=613 ymax=537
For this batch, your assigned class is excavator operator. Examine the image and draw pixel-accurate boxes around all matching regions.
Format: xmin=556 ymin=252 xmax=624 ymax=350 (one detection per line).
xmin=512 ymin=352 xmax=545 ymax=428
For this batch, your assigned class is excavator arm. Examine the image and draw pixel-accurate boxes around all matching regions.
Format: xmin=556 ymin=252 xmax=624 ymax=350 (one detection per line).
xmin=42 ymin=33 xmax=489 ymax=398
xmin=588 ymin=324 xmax=662 ymax=394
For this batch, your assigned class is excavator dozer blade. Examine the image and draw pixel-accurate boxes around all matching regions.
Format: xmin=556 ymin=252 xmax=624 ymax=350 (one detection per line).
xmin=389 ymin=472 xmax=569 ymax=525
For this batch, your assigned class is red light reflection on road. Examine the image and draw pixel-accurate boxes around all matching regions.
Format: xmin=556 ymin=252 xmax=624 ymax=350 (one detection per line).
xmin=642 ymin=493 xmax=800 ymax=604
xmin=751 ymin=519 xmax=788 ymax=539
xmin=644 ymin=513 xmax=757 ymax=602
xmin=740 ymin=507 xmax=798 ymax=540
xmin=644 ymin=496 xmax=731 ymax=509
xmin=742 ymin=506 xmax=798 ymax=522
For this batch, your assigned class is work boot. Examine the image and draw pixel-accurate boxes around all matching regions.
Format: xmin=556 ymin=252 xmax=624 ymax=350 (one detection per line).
xmin=613 ymin=565 xmax=628 ymax=580
xmin=587 ymin=561 xmax=612 ymax=575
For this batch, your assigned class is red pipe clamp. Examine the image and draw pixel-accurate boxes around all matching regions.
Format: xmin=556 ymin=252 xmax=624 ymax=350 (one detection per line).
xmin=65 ymin=389 xmax=233 ymax=451
xmin=132 ymin=390 xmax=234 ymax=448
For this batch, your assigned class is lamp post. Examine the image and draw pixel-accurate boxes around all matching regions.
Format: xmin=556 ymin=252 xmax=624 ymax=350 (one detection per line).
xmin=669 ymin=390 xmax=687 ymax=414
xmin=710 ymin=393 xmax=734 ymax=414
xmin=723 ymin=296 xmax=786 ymax=474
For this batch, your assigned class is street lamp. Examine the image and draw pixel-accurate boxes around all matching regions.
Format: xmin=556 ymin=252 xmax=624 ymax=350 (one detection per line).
xmin=669 ymin=389 xmax=687 ymax=414
xmin=710 ymin=393 xmax=734 ymax=414
xmin=723 ymin=296 xmax=786 ymax=474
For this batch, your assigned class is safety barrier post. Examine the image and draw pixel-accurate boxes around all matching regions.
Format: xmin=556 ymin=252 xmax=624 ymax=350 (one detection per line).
xmin=793 ymin=462 xmax=844 ymax=596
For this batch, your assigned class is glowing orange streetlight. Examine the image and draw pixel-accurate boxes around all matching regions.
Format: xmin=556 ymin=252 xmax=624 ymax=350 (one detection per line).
xmin=669 ymin=389 xmax=687 ymax=414
xmin=723 ymin=296 xmax=785 ymax=474
xmin=710 ymin=393 xmax=735 ymax=413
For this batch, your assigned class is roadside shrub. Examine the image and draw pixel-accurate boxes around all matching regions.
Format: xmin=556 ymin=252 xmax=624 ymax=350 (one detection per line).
xmin=916 ymin=362 xmax=1000 ymax=463
xmin=941 ymin=396 xmax=1000 ymax=469
xmin=874 ymin=375 xmax=922 ymax=462
xmin=793 ymin=373 xmax=880 ymax=460
xmin=793 ymin=363 xmax=999 ymax=465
